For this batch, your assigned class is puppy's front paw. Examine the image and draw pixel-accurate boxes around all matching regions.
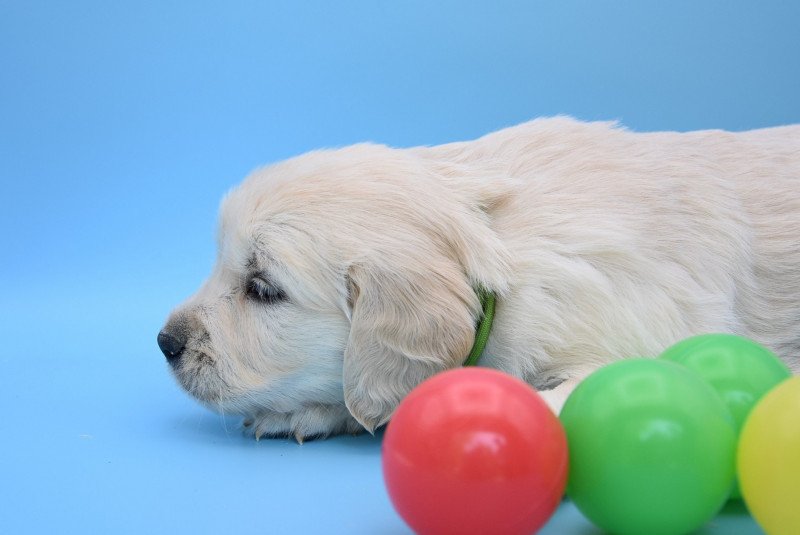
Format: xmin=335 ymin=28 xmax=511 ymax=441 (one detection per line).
xmin=244 ymin=404 xmax=364 ymax=443
xmin=244 ymin=411 xmax=293 ymax=441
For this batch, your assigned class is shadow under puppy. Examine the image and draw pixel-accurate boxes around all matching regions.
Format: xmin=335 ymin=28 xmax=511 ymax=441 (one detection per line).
xmin=158 ymin=117 xmax=800 ymax=442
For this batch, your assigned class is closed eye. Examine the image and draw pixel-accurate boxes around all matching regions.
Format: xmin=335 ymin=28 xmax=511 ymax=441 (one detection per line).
xmin=246 ymin=276 xmax=287 ymax=305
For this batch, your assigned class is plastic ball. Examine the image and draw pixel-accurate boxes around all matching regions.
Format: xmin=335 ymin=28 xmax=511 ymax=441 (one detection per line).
xmin=738 ymin=376 xmax=800 ymax=535
xmin=660 ymin=333 xmax=791 ymax=497
xmin=382 ymin=368 xmax=568 ymax=535
xmin=560 ymin=359 xmax=736 ymax=535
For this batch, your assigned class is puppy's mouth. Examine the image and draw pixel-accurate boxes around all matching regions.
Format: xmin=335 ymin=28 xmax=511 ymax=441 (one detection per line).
xmin=169 ymin=349 xmax=268 ymax=416
xmin=169 ymin=350 xmax=228 ymax=406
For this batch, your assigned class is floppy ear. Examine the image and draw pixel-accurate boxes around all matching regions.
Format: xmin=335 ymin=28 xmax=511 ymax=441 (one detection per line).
xmin=342 ymin=260 xmax=480 ymax=432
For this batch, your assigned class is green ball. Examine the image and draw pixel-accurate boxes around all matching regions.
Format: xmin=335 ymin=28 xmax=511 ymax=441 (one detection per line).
xmin=560 ymin=359 xmax=736 ymax=535
xmin=659 ymin=333 xmax=791 ymax=498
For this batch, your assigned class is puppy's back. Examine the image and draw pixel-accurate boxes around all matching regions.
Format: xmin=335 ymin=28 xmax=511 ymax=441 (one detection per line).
xmin=429 ymin=118 xmax=800 ymax=371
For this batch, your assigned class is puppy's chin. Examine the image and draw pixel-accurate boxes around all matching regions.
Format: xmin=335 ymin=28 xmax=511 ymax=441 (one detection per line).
xmin=170 ymin=357 xmax=363 ymax=440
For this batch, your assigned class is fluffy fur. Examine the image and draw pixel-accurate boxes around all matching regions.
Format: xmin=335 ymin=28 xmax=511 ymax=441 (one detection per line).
xmin=159 ymin=117 xmax=800 ymax=442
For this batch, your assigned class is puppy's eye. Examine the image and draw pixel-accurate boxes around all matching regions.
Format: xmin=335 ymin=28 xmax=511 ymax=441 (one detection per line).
xmin=246 ymin=277 xmax=287 ymax=304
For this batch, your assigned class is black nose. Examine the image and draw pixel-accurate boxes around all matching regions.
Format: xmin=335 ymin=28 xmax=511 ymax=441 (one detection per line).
xmin=157 ymin=331 xmax=186 ymax=363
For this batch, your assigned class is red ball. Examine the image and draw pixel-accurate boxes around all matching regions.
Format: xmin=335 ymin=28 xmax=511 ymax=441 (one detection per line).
xmin=382 ymin=368 xmax=568 ymax=535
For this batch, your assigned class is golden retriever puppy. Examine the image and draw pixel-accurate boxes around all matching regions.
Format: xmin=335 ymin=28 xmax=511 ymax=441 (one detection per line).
xmin=158 ymin=117 xmax=800 ymax=442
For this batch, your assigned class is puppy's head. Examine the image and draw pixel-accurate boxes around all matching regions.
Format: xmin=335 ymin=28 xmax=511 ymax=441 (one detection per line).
xmin=158 ymin=144 xmax=511 ymax=439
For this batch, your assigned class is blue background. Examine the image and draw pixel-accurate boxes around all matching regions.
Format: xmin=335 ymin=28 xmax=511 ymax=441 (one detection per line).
xmin=1 ymin=1 xmax=797 ymax=533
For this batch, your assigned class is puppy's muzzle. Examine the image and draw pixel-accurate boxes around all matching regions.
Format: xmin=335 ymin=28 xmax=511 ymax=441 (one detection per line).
xmin=157 ymin=330 xmax=186 ymax=365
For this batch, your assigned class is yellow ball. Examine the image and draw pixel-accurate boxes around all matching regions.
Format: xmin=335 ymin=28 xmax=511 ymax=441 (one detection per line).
xmin=738 ymin=376 xmax=800 ymax=535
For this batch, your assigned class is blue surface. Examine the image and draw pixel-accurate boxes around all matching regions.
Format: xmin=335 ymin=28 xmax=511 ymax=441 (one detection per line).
xmin=1 ymin=1 xmax=797 ymax=533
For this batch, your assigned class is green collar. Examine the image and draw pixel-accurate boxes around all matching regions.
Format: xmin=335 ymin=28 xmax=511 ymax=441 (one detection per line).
xmin=463 ymin=289 xmax=496 ymax=366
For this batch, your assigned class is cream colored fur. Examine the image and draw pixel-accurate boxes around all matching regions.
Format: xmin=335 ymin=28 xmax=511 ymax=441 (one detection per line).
xmin=160 ymin=117 xmax=800 ymax=441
